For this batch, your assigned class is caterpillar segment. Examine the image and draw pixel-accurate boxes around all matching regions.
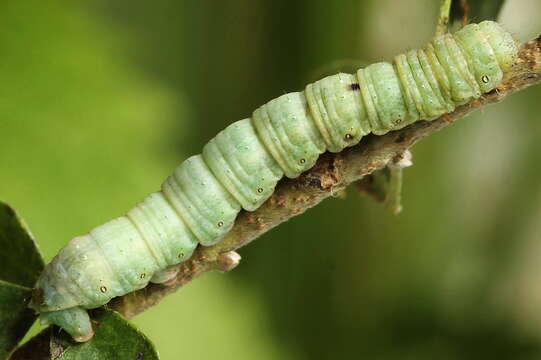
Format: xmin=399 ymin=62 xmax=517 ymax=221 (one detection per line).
xmin=305 ymin=73 xmax=369 ymax=152
xmin=162 ymin=155 xmax=241 ymax=246
xmin=252 ymin=92 xmax=327 ymax=178
xmin=202 ymin=118 xmax=283 ymax=211
xmin=31 ymin=21 xmax=518 ymax=342
xmin=128 ymin=192 xmax=199 ymax=269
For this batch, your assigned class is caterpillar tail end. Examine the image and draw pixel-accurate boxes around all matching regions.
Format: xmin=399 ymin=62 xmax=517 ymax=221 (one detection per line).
xmin=39 ymin=306 xmax=94 ymax=342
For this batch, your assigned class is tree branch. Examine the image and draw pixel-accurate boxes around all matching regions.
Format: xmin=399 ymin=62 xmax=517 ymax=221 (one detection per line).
xmin=109 ymin=36 xmax=541 ymax=319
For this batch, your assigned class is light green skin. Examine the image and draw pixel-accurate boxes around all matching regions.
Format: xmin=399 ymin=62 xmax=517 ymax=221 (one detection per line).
xmin=305 ymin=73 xmax=369 ymax=152
xmin=252 ymin=91 xmax=327 ymax=178
xmin=162 ymin=155 xmax=241 ymax=246
xmin=31 ymin=21 xmax=518 ymax=342
xmin=202 ymin=118 xmax=283 ymax=211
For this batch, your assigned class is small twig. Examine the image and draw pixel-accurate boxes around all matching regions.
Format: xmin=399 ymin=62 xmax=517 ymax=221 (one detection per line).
xmin=437 ymin=0 xmax=453 ymax=35
xmin=108 ymin=36 xmax=541 ymax=319
xmin=454 ymin=0 xmax=506 ymax=24
xmin=459 ymin=0 xmax=470 ymax=26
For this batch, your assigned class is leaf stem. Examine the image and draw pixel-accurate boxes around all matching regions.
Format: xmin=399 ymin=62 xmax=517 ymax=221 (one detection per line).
xmin=437 ymin=0 xmax=453 ymax=35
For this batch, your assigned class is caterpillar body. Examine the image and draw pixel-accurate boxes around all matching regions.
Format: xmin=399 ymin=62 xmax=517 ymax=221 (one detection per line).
xmin=30 ymin=21 xmax=518 ymax=342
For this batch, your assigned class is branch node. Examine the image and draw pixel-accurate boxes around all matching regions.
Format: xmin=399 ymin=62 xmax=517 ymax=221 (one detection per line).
xmin=389 ymin=150 xmax=413 ymax=169
xmin=214 ymin=251 xmax=242 ymax=272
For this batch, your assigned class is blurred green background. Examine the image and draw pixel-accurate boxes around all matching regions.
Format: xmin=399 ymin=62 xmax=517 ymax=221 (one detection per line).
xmin=1 ymin=0 xmax=541 ymax=359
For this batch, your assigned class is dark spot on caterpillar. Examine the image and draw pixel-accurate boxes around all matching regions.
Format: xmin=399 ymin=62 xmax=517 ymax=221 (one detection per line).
xmin=217 ymin=221 xmax=224 ymax=227
xmin=394 ymin=118 xmax=403 ymax=125
xmin=136 ymin=352 xmax=144 ymax=360
xmin=299 ymin=158 xmax=306 ymax=164
xmin=257 ymin=187 xmax=264 ymax=193
xmin=349 ymin=83 xmax=360 ymax=91
xmin=481 ymin=75 xmax=490 ymax=84
xmin=100 ymin=286 xmax=107 ymax=293
xmin=178 ymin=252 xmax=185 ymax=258
xmin=140 ymin=273 xmax=146 ymax=279
xmin=344 ymin=133 xmax=354 ymax=141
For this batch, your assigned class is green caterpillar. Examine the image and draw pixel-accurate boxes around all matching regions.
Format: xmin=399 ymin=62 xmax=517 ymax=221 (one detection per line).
xmin=30 ymin=21 xmax=518 ymax=342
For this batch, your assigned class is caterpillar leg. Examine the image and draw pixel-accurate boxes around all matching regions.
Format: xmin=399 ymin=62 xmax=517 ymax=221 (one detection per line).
xmin=39 ymin=306 xmax=93 ymax=342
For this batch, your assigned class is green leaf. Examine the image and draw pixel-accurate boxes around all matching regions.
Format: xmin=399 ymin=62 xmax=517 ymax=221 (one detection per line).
xmin=0 ymin=201 xmax=45 ymax=287
xmin=10 ymin=310 xmax=160 ymax=360
xmin=0 ymin=202 xmax=44 ymax=358
xmin=51 ymin=309 xmax=159 ymax=360
xmin=9 ymin=328 xmax=52 ymax=360
xmin=0 ymin=280 xmax=36 ymax=359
